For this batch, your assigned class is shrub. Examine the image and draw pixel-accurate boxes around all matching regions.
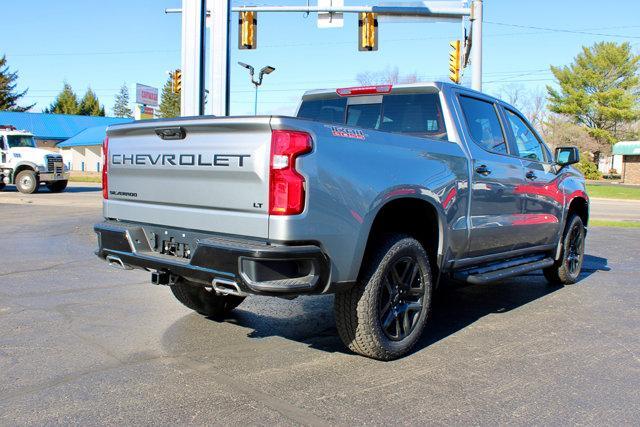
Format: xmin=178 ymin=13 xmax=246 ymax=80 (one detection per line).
xmin=575 ymin=158 xmax=602 ymax=180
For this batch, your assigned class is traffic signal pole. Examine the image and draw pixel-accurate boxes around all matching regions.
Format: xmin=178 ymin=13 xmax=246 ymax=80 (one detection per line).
xmin=180 ymin=0 xmax=206 ymax=116
xmin=171 ymin=1 xmax=482 ymax=117
xmin=210 ymin=0 xmax=231 ymax=116
xmin=470 ymin=0 xmax=483 ymax=91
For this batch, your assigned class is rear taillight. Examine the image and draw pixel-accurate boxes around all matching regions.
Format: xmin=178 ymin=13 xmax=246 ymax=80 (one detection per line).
xmin=269 ymin=130 xmax=312 ymax=215
xmin=102 ymin=137 xmax=108 ymax=199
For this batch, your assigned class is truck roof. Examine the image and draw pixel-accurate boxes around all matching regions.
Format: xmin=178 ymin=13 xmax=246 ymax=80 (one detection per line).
xmin=301 ymin=81 xmax=499 ymax=103
xmin=301 ymin=81 xmax=449 ymax=100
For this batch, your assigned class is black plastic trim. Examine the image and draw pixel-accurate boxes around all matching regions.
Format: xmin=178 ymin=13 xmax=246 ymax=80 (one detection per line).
xmin=94 ymin=221 xmax=331 ymax=296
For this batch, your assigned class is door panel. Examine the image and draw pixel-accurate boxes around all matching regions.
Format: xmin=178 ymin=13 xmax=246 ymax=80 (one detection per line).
xmin=502 ymin=107 xmax=562 ymax=248
xmin=456 ymin=93 xmax=527 ymax=258
xmin=468 ymin=156 xmax=526 ymax=257
xmin=515 ymin=161 xmax=563 ymax=248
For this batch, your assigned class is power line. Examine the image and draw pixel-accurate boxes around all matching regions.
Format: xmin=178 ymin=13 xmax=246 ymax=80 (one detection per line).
xmin=485 ymin=21 xmax=640 ymax=39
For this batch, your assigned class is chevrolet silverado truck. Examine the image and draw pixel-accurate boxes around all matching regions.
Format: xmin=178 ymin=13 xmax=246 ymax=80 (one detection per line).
xmin=0 ymin=125 xmax=69 ymax=193
xmin=94 ymin=83 xmax=588 ymax=360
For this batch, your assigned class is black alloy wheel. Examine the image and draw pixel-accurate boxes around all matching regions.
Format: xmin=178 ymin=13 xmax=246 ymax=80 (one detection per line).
xmin=378 ymin=256 xmax=426 ymax=341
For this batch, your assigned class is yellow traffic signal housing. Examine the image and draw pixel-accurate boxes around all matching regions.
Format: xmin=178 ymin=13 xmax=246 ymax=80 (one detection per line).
xmin=358 ymin=12 xmax=378 ymax=51
xmin=238 ymin=11 xmax=257 ymax=49
xmin=171 ymin=69 xmax=182 ymax=94
xmin=449 ymin=40 xmax=461 ymax=84
xmin=449 ymin=40 xmax=461 ymax=83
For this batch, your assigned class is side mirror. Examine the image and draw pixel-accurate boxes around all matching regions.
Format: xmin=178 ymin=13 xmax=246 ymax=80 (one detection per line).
xmin=555 ymin=146 xmax=579 ymax=166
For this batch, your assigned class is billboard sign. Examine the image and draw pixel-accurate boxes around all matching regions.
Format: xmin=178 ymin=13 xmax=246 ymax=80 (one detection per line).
xmin=136 ymin=83 xmax=159 ymax=106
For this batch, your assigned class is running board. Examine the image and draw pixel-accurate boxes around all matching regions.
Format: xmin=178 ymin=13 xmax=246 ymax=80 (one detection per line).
xmin=455 ymin=257 xmax=555 ymax=285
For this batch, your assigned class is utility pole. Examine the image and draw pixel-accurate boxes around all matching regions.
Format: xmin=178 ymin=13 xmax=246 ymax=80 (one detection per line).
xmin=180 ymin=0 xmax=206 ymax=116
xmin=470 ymin=0 xmax=483 ymax=91
xmin=210 ymin=0 xmax=231 ymax=116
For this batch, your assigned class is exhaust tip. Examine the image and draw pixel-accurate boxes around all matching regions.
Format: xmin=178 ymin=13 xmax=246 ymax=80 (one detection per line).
xmin=212 ymin=278 xmax=247 ymax=297
xmin=106 ymin=255 xmax=133 ymax=270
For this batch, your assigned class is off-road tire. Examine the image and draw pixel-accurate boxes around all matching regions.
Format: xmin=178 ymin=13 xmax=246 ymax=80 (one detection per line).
xmin=170 ymin=279 xmax=245 ymax=317
xmin=544 ymin=215 xmax=585 ymax=285
xmin=334 ymin=234 xmax=433 ymax=361
xmin=15 ymin=170 xmax=39 ymax=194
xmin=46 ymin=180 xmax=68 ymax=193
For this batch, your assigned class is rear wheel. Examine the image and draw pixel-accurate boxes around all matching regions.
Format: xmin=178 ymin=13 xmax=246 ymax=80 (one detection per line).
xmin=46 ymin=180 xmax=68 ymax=193
xmin=334 ymin=234 xmax=433 ymax=360
xmin=544 ymin=215 xmax=585 ymax=285
xmin=170 ymin=279 xmax=245 ymax=317
xmin=0 ymin=182 xmax=5 ymax=191
xmin=15 ymin=170 xmax=39 ymax=194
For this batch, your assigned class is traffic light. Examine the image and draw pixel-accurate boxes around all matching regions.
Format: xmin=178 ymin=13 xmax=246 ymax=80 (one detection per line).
xmin=238 ymin=11 xmax=257 ymax=49
xmin=358 ymin=12 xmax=378 ymax=51
xmin=171 ymin=69 xmax=182 ymax=94
xmin=449 ymin=40 xmax=461 ymax=84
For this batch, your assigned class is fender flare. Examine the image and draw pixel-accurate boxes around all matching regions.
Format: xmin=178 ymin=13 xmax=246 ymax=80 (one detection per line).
xmin=349 ymin=185 xmax=449 ymax=282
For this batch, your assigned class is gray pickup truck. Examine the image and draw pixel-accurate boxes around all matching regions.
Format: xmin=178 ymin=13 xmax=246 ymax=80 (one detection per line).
xmin=95 ymin=82 xmax=588 ymax=360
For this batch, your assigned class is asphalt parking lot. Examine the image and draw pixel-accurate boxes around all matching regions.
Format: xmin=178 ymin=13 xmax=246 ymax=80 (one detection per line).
xmin=1 ymin=184 xmax=639 ymax=425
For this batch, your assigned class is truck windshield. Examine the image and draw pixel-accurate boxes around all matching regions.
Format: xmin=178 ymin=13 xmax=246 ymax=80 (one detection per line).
xmin=297 ymin=93 xmax=447 ymax=140
xmin=6 ymin=135 xmax=36 ymax=148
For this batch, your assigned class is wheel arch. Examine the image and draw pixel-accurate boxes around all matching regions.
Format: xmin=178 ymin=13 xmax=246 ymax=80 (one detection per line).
xmin=11 ymin=162 xmax=38 ymax=182
xmin=357 ymin=196 xmax=445 ymax=285
xmin=567 ymin=196 xmax=589 ymax=227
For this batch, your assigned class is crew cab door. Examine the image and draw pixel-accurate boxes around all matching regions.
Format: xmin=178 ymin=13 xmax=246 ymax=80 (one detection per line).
xmin=455 ymin=93 xmax=526 ymax=258
xmin=500 ymin=106 xmax=562 ymax=248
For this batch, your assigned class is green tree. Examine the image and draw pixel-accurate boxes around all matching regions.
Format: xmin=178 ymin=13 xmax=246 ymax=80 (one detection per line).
xmin=0 ymin=55 xmax=34 ymax=111
xmin=79 ymin=88 xmax=105 ymax=116
xmin=45 ymin=83 xmax=80 ymax=115
xmin=547 ymin=41 xmax=640 ymax=144
xmin=159 ymin=76 xmax=180 ymax=118
xmin=112 ymin=83 xmax=133 ymax=118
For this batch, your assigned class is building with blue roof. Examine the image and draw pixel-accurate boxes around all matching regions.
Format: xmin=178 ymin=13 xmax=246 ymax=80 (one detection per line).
xmin=0 ymin=111 xmax=131 ymax=148
xmin=0 ymin=111 xmax=132 ymax=172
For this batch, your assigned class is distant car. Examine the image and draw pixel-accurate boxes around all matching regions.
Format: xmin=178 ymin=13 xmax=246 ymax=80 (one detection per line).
xmin=94 ymin=82 xmax=588 ymax=360
xmin=0 ymin=125 xmax=69 ymax=193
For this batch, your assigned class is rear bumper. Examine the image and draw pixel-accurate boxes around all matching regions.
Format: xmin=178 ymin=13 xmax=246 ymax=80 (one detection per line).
xmin=94 ymin=221 xmax=331 ymax=296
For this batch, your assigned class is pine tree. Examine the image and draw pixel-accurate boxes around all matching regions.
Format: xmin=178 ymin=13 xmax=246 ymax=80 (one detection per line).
xmin=79 ymin=88 xmax=105 ymax=116
xmin=112 ymin=83 xmax=133 ymax=118
xmin=547 ymin=41 xmax=640 ymax=144
xmin=45 ymin=83 xmax=80 ymax=115
xmin=159 ymin=76 xmax=180 ymax=118
xmin=0 ymin=55 xmax=34 ymax=111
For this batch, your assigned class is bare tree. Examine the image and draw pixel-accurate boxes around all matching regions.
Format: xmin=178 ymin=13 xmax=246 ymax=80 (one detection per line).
xmin=356 ymin=67 xmax=419 ymax=85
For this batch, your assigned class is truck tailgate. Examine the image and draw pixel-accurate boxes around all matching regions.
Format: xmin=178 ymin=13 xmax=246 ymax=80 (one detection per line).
xmin=104 ymin=117 xmax=271 ymax=238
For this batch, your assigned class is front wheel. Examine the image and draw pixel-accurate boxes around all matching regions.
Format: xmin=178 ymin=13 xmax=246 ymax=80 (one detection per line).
xmin=544 ymin=215 xmax=585 ymax=285
xmin=334 ymin=234 xmax=433 ymax=360
xmin=46 ymin=180 xmax=68 ymax=193
xmin=15 ymin=170 xmax=39 ymax=194
xmin=0 ymin=182 xmax=5 ymax=191
xmin=170 ymin=279 xmax=245 ymax=317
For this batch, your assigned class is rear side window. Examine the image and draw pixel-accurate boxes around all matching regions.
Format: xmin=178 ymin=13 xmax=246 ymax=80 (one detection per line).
xmin=379 ymin=93 xmax=446 ymax=139
xmin=458 ymin=96 xmax=508 ymax=155
xmin=297 ymin=98 xmax=346 ymax=124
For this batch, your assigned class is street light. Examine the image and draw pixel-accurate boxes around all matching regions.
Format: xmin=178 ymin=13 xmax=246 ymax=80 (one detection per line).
xmin=237 ymin=62 xmax=276 ymax=115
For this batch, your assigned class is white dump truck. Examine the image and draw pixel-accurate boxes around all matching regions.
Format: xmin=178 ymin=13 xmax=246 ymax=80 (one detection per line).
xmin=0 ymin=125 xmax=69 ymax=193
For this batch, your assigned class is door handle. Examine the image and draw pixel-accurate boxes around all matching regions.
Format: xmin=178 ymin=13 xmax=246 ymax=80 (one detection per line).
xmin=526 ymin=170 xmax=538 ymax=180
xmin=475 ymin=164 xmax=492 ymax=176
